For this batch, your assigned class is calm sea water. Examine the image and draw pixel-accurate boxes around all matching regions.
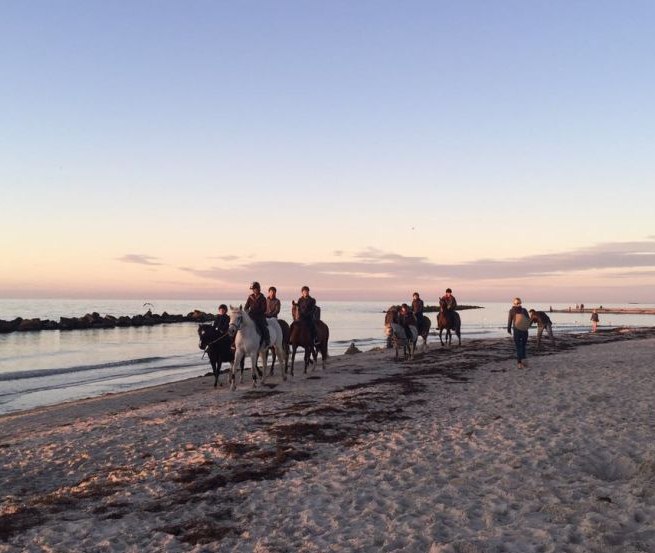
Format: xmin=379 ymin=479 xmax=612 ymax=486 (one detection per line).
xmin=1 ymin=299 xmax=653 ymax=414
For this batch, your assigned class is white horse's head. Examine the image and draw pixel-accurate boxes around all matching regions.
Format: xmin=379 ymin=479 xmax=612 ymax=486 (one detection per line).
xmin=228 ymin=304 xmax=244 ymax=336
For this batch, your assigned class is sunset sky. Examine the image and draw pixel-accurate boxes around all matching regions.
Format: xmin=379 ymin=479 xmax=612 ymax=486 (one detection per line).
xmin=2 ymin=1 xmax=654 ymax=302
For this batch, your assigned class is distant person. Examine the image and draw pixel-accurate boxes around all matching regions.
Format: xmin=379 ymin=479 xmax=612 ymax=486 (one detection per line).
xmin=507 ymin=297 xmax=531 ymax=369
xmin=575 ymin=304 xmax=579 ymax=310
xmin=244 ymin=282 xmax=269 ymax=346
xmin=549 ymin=306 xmax=553 ymax=312
xmin=529 ymin=309 xmax=555 ymax=349
xmin=399 ymin=303 xmax=417 ymax=341
xmin=411 ymin=292 xmax=424 ymax=334
xmin=266 ymin=286 xmax=280 ymax=318
xmin=297 ymin=286 xmax=318 ymax=345
xmin=580 ymin=303 xmax=585 ymax=311
xmin=213 ymin=304 xmax=230 ymax=335
xmin=590 ymin=310 xmax=599 ymax=333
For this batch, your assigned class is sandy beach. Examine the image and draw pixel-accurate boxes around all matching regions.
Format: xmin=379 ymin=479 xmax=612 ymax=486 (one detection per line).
xmin=2 ymin=328 xmax=655 ymax=552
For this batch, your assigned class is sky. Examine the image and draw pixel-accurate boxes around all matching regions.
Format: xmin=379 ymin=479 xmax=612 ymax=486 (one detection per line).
xmin=1 ymin=0 xmax=654 ymax=303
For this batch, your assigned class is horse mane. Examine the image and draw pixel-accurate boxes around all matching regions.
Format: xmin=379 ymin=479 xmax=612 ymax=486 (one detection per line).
xmin=385 ymin=305 xmax=400 ymax=325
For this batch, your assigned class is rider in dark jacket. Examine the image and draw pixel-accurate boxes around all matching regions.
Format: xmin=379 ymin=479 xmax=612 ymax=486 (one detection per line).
xmin=399 ymin=303 xmax=417 ymax=341
xmin=440 ymin=288 xmax=458 ymax=326
xmin=213 ymin=304 xmax=230 ymax=335
xmin=266 ymin=286 xmax=281 ymax=318
xmin=411 ymin=292 xmax=424 ymax=334
xmin=244 ymin=282 xmax=269 ymax=346
xmin=297 ymin=286 xmax=318 ymax=344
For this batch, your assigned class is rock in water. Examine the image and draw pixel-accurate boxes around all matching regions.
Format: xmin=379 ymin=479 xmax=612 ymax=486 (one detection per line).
xmin=344 ymin=342 xmax=361 ymax=355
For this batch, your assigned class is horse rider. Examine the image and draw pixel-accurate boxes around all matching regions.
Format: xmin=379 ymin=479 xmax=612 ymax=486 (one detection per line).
xmin=297 ymin=285 xmax=318 ymax=345
xmin=440 ymin=288 xmax=458 ymax=325
xmin=244 ymin=282 xmax=270 ymax=346
xmin=266 ymin=286 xmax=281 ymax=318
xmin=213 ymin=304 xmax=230 ymax=335
xmin=528 ymin=309 xmax=555 ymax=349
xmin=411 ymin=292 xmax=424 ymax=334
xmin=399 ymin=303 xmax=417 ymax=341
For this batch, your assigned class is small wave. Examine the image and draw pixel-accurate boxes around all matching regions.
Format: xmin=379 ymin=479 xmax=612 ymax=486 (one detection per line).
xmin=332 ymin=337 xmax=382 ymax=345
xmin=0 ymin=356 xmax=171 ymax=382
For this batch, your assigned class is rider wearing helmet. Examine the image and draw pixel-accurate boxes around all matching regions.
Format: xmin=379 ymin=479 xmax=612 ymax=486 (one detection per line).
xmin=297 ymin=286 xmax=318 ymax=345
xmin=244 ymin=282 xmax=270 ymax=346
xmin=213 ymin=304 xmax=230 ymax=335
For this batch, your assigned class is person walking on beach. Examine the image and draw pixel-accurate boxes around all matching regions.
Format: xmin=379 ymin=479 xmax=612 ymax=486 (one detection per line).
xmin=213 ymin=304 xmax=230 ymax=335
xmin=266 ymin=286 xmax=280 ymax=318
xmin=508 ymin=297 xmax=531 ymax=369
xmin=528 ymin=309 xmax=555 ymax=349
xmin=411 ymin=292 xmax=424 ymax=334
xmin=244 ymin=282 xmax=269 ymax=346
xmin=590 ymin=310 xmax=599 ymax=332
xmin=297 ymin=286 xmax=318 ymax=345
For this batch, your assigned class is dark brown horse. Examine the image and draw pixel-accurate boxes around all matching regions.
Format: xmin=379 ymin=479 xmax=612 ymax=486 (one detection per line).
xmin=290 ymin=301 xmax=329 ymax=374
xmin=268 ymin=318 xmax=290 ymax=376
xmin=437 ymin=298 xmax=461 ymax=346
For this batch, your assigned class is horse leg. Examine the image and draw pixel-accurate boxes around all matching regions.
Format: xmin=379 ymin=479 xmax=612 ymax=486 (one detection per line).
xmin=439 ymin=328 xmax=445 ymax=347
xmin=250 ymin=353 xmax=259 ymax=387
xmin=321 ymin=341 xmax=328 ymax=370
xmin=269 ymin=347 xmax=276 ymax=376
xmin=259 ymin=350 xmax=268 ymax=384
xmin=304 ymin=348 xmax=311 ymax=374
xmin=212 ymin=356 xmax=220 ymax=388
xmin=231 ymin=351 xmax=243 ymax=391
xmin=240 ymin=356 xmax=246 ymax=384
xmin=291 ymin=345 xmax=297 ymax=376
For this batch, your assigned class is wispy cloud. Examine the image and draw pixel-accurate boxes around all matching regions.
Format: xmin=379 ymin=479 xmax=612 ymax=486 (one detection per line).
xmin=178 ymin=238 xmax=655 ymax=290
xmin=117 ymin=254 xmax=162 ymax=266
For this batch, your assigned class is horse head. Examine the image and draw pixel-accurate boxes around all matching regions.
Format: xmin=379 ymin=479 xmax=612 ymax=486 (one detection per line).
xmin=228 ymin=305 xmax=244 ymax=336
xmin=198 ymin=323 xmax=215 ymax=350
xmin=291 ymin=300 xmax=300 ymax=321
xmin=384 ymin=306 xmax=400 ymax=336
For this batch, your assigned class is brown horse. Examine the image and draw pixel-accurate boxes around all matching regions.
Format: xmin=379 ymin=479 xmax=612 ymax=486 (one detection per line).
xmin=290 ymin=301 xmax=329 ymax=374
xmin=438 ymin=298 xmax=461 ymax=346
xmin=268 ymin=318 xmax=290 ymax=376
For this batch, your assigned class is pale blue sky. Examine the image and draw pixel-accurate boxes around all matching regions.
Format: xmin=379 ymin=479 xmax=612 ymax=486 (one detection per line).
xmin=1 ymin=1 xmax=654 ymax=299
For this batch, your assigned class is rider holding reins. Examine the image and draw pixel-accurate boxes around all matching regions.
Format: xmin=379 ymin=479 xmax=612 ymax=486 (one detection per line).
xmin=245 ymin=282 xmax=270 ymax=347
xmin=440 ymin=288 xmax=458 ymax=326
xmin=297 ymin=286 xmax=318 ymax=345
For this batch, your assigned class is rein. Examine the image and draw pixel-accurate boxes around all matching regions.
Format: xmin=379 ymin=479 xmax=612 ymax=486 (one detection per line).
xmin=201 ymin=331 xmax=230 ymax=359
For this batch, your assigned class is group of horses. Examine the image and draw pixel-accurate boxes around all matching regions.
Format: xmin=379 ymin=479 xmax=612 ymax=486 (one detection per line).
xmin=384 ymin=298 xmax=461 ymax=360
xmin=198 ymin=298 xmax=462 ymax=390
xmin=197 ymin=302 xmax=329 ymax=391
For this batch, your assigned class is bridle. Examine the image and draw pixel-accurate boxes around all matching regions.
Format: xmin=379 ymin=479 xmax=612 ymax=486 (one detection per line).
xmin=200 ymin=329 xmax=230 ymax=359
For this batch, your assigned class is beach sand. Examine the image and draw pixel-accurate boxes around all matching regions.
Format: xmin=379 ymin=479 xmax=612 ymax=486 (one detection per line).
xmin=1 ymin=329 xmax=655 ymax=552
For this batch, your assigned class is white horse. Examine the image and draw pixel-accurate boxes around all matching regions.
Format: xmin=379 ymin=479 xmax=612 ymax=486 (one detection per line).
xmin=384 ymin=307 xmax=418 ymax=361
xmin=227 ymin=305 xmax=287 ymax=391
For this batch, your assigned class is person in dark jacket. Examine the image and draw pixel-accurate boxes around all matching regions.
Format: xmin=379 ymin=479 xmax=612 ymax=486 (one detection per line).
xmin=266 ymin=286 xmax=281 ymax=318
xmin=213 ymin=304 xmax=230 ymax=335
xmin=528 ymin=309 xmax=555 ymax=349
xmin=244 ymin=282 xmax=269 ymax=346
xmin=411 ymin=292 xmax=424 ymax=334
xmin=590 ymin=310 xmax=599 ymax=333
xmin=400 ymin=303 xmax=417 ymax=341
xmin=440 ymin=288 xmax=458 ymax=326
xmin=297 ymin=286 xmax=318 ymax=344
xmin=507 ymin=297 xmax=530 ymax=368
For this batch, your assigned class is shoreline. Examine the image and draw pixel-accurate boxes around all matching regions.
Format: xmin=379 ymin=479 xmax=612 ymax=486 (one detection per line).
xmin=2 ymin=327 xmax=655 ymax=551
xmin=1 ymin=326 xmax=652 ymax=423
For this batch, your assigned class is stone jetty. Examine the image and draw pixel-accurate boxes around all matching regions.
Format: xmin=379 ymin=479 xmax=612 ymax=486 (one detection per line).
xmin=0 ymin=310 xmax=217 ymax=334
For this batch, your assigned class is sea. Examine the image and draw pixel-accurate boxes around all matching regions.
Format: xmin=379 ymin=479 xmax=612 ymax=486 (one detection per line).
xmin=1 ymin=299 xmax=653 ymax=415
